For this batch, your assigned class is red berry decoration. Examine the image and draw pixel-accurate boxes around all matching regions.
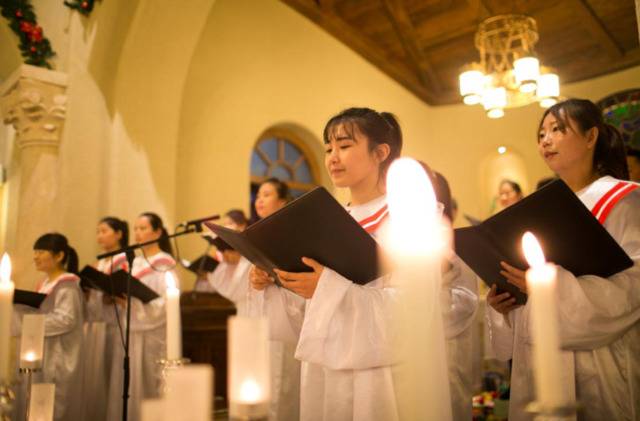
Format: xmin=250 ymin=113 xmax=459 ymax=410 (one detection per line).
xmin=81 ymin=1 xmax=89 ymax=8
xmin=20 ymin=21 xmax=33 ymax=33
xmin=15 ymin=10 xmax=23 ymax=18
xmin=30 ymin=46 xmax=37 ymax=53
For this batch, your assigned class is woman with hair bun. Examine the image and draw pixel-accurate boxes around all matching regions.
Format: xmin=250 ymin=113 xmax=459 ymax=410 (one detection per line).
xmin=487 ymin=98 xmax=640 ymax=420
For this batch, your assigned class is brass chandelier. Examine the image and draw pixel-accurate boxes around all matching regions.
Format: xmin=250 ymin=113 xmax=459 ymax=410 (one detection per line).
xmin=458 ymin=15 xmax=560 ymax=118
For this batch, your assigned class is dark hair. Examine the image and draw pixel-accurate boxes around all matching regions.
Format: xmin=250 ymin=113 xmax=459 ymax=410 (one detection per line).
xmin=418 ymin=161 xmax=453 ymax=221
xmin=261 ymin=178 xmax=292 ymax=202
xmin=535 ymin=177 xmax=557 ymax=191
xmin=99 ymin=216 xmax=129 ymax=249
xmin=323 ymin=107 xmax=403 ymax=179
xmin=33 ymin=233 xmax=79 ymax=274
xmin=539 ymin=98 xmax=629 ymax=180
xmin=139 ymin=212 xmax=173 ymax=256
xmin=225 ymin=209 xmax=248 ymax=227
xmin=627 ymin=147 xmax=640 ymax=160
xmin=499 ymin=179 xmax=523 ymax=195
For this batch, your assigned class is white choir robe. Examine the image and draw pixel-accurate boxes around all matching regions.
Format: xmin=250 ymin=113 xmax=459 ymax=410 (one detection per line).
xmin=207 ymin=257 xmax=301 ymax=421
xmin=251 ymin=195 xmax=402 ymax=421
xmin=12 ymin=273 xmax=85 ymax=421
xmin=106 ymin=252 xmax=178 ymax=421
xmin=487 ymin=176 xmax=640 ymax=421
xmin=442 ymin=255 xmax=479 ymax=421
xmin=82 ymin=255 xmax=128 ymax=421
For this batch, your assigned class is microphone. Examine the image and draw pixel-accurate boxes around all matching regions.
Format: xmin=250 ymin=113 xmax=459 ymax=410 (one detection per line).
xmin=178 ymin=214 xmax=220 ymax=232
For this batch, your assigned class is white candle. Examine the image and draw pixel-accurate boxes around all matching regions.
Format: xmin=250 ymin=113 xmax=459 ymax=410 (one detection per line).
xmin=0 ymin=253 xmax=15 ymax=382
xmin=165 ymin=272 xmax=182 ymax=360
xmin=28 ymin=383 xmax=55 ymax=421
xmin=385 ymin=158 xmax=452 ymax=421
xmin=228 ymin=316 xmax=270 ymax=418
xmin=165 ymin=365 xmax=213 ymax=421
xmin=522 ymin=232 xmax=568 ymax=409
xmin=20 ymin=314 xmax=45 ymax=370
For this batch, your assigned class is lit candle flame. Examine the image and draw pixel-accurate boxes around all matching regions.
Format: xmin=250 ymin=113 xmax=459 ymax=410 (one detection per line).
xmin=24 ymin=351 xmax=37 ymax=362
xmin=0 ymin=253 xmax=11 ymax=284
xmin=239 ymin=378 xmax=262 ymax=403
xmin=522 ymin=231 xmax=546 ymax=268
xmin=386 ymin=158 xmax=442 ymax=255
xmin=165 ymin=271 xmax=178 ymax=291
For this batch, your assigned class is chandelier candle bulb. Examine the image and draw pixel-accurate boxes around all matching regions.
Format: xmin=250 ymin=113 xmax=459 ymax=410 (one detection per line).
xmin=0 ymin=253 xmax=14 ymax=383
xmin=459 ymin=70 xmax=485 ymax=105
xmin=537 ymin=74 xmax=560 ymax=108
xmin=483 ymin=87 xmax=507 ymax=119
xmin=514 ymin=57 xmax=540 ymax=92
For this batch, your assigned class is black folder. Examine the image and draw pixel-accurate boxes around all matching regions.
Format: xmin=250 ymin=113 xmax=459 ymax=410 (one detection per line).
xmin=202 ymin=235 xmax=233 ymax=251
xmin=185 ymin=254 xmax=219 ymax=274
xmin=454 ymin=179 xmax=634 ymax=305
xmin=13 ymin=289 xmax=47 ymax=308
xmin=204 ymin=187 xmax=382 ymax=286
xmin=79 ymin=266 xmax=160 ymax=303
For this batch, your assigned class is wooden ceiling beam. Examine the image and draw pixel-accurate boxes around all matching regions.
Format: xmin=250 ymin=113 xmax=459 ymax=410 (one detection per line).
xmin=281 ymin=0 xmax=439 ymax=104
xmin=381 ymin=0 xmax=443 ymax=93
xmin=564 ymin=0 xmax=624 ymax=59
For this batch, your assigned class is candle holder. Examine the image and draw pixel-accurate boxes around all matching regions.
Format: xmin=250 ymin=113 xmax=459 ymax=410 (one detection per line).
xmin=0 ymin=382 xmax=15 ymax=421
xmin=156 ymin=358 xmax=190 ymax=395
xmin=228 ymin=402 xmax=269 ymax=421
xmin=19 ymin=368 xmax=41 ymax=421
xmin=526 ymin=401 xmax=579 ymax=421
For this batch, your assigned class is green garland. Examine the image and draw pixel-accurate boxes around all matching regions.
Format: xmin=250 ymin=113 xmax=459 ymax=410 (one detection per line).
xmin=63 ymin=0 xmax=97 ymax=16
xmin=0 ymin=0 xmax=55 ymax=68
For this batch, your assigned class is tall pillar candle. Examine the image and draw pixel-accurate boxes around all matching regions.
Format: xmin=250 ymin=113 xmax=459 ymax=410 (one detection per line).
xmin=0 ymin=253 xmax=15 ymax=382
xmin=385 ymin=158 xmax=452 ymax=421
xmin=19 ymin=314 xmax=45 ymax=370
xmin=165 ymin=272 xmax=181 ymax=360
xmin=28 ymin=383 xmax=55 ymax=421
xmin=522 ymin=232 xmax=569 ymax=409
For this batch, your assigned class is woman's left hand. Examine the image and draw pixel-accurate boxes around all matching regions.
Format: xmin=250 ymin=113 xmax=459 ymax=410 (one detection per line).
xmin=500 ymin=261 xmax=527 ymax=293
xmin=274 ymin=257 xmax=324 ymax=299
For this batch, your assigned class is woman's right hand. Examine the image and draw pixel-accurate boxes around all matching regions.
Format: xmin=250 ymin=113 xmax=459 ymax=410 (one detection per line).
xmin=487 ymin=284 xmax=518 ymax=315
xmin=249 ymin=265 xmax=274 ymax=291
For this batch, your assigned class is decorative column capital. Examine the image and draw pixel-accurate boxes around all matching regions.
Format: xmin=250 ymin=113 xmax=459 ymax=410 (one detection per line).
xmin=0 ymin=64 xmax=69 ymax=150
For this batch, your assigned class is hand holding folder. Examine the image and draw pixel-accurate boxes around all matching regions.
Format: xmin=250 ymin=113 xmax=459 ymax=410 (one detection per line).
xmin=205 ymin=187 xmax=384 ymax=286
xmin=454 ymin=179 xmax=633 ymax=305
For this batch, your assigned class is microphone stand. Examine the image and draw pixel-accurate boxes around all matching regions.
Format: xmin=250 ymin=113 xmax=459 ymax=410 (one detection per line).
xmin=97 ymin=226 xmax=199 ymax=421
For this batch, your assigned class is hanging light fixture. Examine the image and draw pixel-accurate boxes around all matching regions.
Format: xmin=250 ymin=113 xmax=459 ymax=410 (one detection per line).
xmin=458 ymin=15 xmax=561 ymax=118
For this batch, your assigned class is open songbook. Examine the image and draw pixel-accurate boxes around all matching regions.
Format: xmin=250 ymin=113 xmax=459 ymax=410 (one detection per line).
xmin=79 ymin=266 xmax=159 ymax=303
xmin=13 ymin=289 xmax=47 ymax=308
xmin=454 ymin=179 xmax=633 ymax=305
xmin=205 ymin=187 xmax=384 ymax=286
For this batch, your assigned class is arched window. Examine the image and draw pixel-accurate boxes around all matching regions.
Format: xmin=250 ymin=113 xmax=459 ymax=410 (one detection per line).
xmin=250 ymin=128 xmax=321 ymax=219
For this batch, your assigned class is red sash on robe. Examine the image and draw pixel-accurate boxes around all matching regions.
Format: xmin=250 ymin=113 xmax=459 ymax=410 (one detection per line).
xmin=590 ymin=181 xmax=638 ymax=225
xmin=357 ymin=204 xmax=389 ymax=235
xmin=132 ymin=255 xmax=176 ymax=279
xmin=37 ymin=273 xmax=80 ymax=295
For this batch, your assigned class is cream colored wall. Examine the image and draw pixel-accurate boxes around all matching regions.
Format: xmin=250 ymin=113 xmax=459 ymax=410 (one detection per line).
xmin=177 ymin=0 xmax=640 ymax=289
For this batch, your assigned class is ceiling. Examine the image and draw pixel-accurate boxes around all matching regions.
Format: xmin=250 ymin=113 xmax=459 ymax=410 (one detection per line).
xmin=282 ymin=0 xmax=640 ymax=105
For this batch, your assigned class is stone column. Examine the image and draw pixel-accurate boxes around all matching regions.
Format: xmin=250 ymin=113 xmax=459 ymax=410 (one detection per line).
xmin=0 ymin=65 xmax=68 ymax=288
